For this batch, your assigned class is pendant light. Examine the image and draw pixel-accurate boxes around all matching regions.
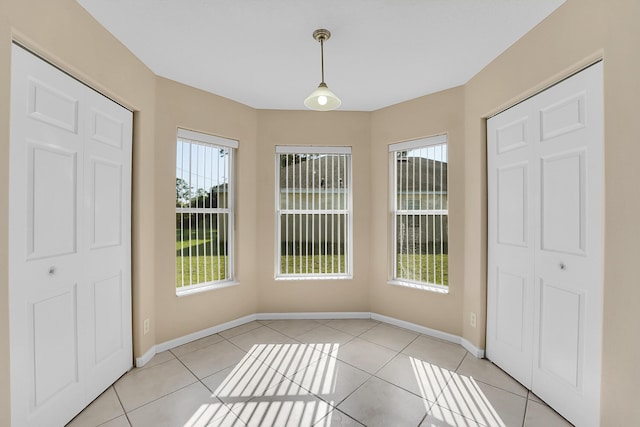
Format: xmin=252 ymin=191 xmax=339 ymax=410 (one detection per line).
xmin=304 ymin=29 xmax=341 ymax=111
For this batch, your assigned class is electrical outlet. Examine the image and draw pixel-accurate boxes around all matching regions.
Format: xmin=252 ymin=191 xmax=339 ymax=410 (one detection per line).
xmin=470 ymin=312 xmax=477 ymax=328
xmin=143 ymin=318 xmax=150 ymax=335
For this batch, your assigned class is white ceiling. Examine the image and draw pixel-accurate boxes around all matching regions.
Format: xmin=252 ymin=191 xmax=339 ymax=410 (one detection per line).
xmin=77 ymin=0 xmax=565 ymax=111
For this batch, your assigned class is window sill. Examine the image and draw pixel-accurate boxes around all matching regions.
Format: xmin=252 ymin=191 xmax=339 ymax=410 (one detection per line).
xmin=176 ymin=280 xmax=240 ymax=297
xmin=275 ymin=275 xmax=353 ymax=281
xmin=387 ymin=280 xmax=449 ymax=294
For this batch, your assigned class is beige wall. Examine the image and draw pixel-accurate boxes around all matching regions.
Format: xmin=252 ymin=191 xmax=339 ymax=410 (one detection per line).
xmin=462 ymin=0 xmax=640 ymax=423
xmin=370 ymin=87 xmax=465 ymax=335
xmin=154 ymin=78 xmax=259 ymax=343
xmin=1 ymin=0 xmax=639 ymax=424
xmin=255 ymin=111 xmax=372 ymax=313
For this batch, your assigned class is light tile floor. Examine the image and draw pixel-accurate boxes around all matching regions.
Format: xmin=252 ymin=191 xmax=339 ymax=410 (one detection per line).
xmin=66 ymin=319 xmax=573 ymax=427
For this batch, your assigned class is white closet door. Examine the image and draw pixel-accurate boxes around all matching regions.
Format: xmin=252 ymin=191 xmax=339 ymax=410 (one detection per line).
xmin=531 ymin=62 xmax=603 ymax=427
xmin=486 ymin=107 xmax=535 ymax=388
xmin=487 ymin=62 xmax=603 ymax=427
xmin=9 ymin=44 xmax=132 ymax=427
xmin=83 ymin=86 xmax=133 ymax=399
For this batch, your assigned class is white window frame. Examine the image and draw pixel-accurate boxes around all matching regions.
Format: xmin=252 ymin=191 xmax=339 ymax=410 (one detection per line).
xmin=388 ymin=134 xmax=449 ymax=293
xmin=176 ymin=128 xmax=238 ymax=296
xmin=275 ymin=146 xmax=353 ymax=280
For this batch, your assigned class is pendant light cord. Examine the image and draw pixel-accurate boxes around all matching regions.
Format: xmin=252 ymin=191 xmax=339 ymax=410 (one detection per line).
xmin=320 ymin=38 xmax=325 ymax=84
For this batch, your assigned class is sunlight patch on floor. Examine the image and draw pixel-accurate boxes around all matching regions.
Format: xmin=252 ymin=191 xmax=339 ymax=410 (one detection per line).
xmin=438 ymin=374 xmax=506 ymax=426
xmin=205 ymin=343 xmax=339 ymax=426
xmin=410 ymin=356 xmax=451 ymax=409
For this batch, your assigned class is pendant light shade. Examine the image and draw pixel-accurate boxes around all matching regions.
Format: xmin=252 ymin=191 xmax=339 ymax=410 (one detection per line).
xmin=305 ymin=29 xmax=341 ymax=111
xmin=305 ymin=82 xmax=341 ymax=111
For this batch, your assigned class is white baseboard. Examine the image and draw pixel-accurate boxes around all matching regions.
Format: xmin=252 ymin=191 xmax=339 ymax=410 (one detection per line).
xmin=371 ymin=313 xmax=485 ymax=358
xmin=156 ymin=313 xmax=257 ymax=354
xmin=135 ymin=345 xmax=157 ymax=368
xmin=136 ymin=314 xmax=257 ymax=367
xmin=461 ymin=338 xmax=485 ymax=358
xmin=256 ymin=312 xmax=371 ymax=321
xmin=371 ymin=313 xmax=462 ymax=345
xmin=136 ymin=311 xmax=485 ymax=367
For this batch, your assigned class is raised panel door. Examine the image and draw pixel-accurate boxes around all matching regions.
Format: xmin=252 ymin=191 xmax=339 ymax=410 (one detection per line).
xmin=9 ymin=44 xmax=132 ymax=427
xmin=487 ymin=109 xmax=535 ymax=388
xmin=487 ymin=62 xmax=603 ymax=427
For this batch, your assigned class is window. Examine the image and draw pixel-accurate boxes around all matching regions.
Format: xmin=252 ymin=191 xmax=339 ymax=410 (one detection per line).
xmin=176 ymin=129 xmax=237 ymax=294
xmin=390 ymin=135 xmax=448 ymax=290
xmin=276 ymin=146 xmax=352 ymax=279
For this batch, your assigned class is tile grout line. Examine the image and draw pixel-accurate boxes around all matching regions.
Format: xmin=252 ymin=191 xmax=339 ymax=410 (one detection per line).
xmin=477 ymin=358 xmax=532 ymax=399
xmin=373 ymin=343 xmax=413 ymax=375
xmin=286 ymin=353 xmax=371 ymax=412
xmin=172 ymin=350 xmax=218 ymax=394
xmin=221 ymin=327 xmax=318 ymax=384
xmin=431 ymin=351 xmax=531 ymax=426
xmin=368 ymin=334 xmax=448 ymax=420
xmin=415 ymin=411 xmax=429 ymax=427
xmin=454 ymin=350 xmax=468 ymax=372
xmin=328 ymin=374 xmax=371 ymax=424
xmin=261 ymin=319 xmax=325 ymax=339
xmin=250 ymin=320 xmax=379 ymax=422
xmin=366 ymin=331 xmax=419 ymax=377
xmin=203 ymin=327 xmax=335 ymax=422
xmin=322 ymin=319 xmax=380 ymax=337
xmin=219 ymin=342 xmax=340 ymax=427
xmin=163 ymin=354 xmax=246 ymax=424
xmin=293 ymin=325 xmax=420 ymax=398
xmin=355 ymin=332 xmax=419 ymax=353
xmin=122 ymin=381 xmax=202 ymax=416
xmin=120 ymin=356 xmax=215 ymax=418
xmin=419 ymin=351 xmax=470 ymax=423
xmin=115 ymin=359 xmax=196 ymax=413
xmin=111 ymin=385 xmax=133 ymax=427
xmin=223 ymin=334 xmax=255 ymax=355
xmin=330 ymin=334 xmax=420 ymax=422
xmin=455 ymin=352 xmax=530 ymax=397
xmin=522 ymin=394 xmax=530 ymax=427
xmin=69 ymin=387 xmax=127 ymax=427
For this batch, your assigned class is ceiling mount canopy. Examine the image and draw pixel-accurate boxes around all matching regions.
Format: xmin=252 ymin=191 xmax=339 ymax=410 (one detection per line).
xmin=304 ymin=29 xmax=341 ymax=111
